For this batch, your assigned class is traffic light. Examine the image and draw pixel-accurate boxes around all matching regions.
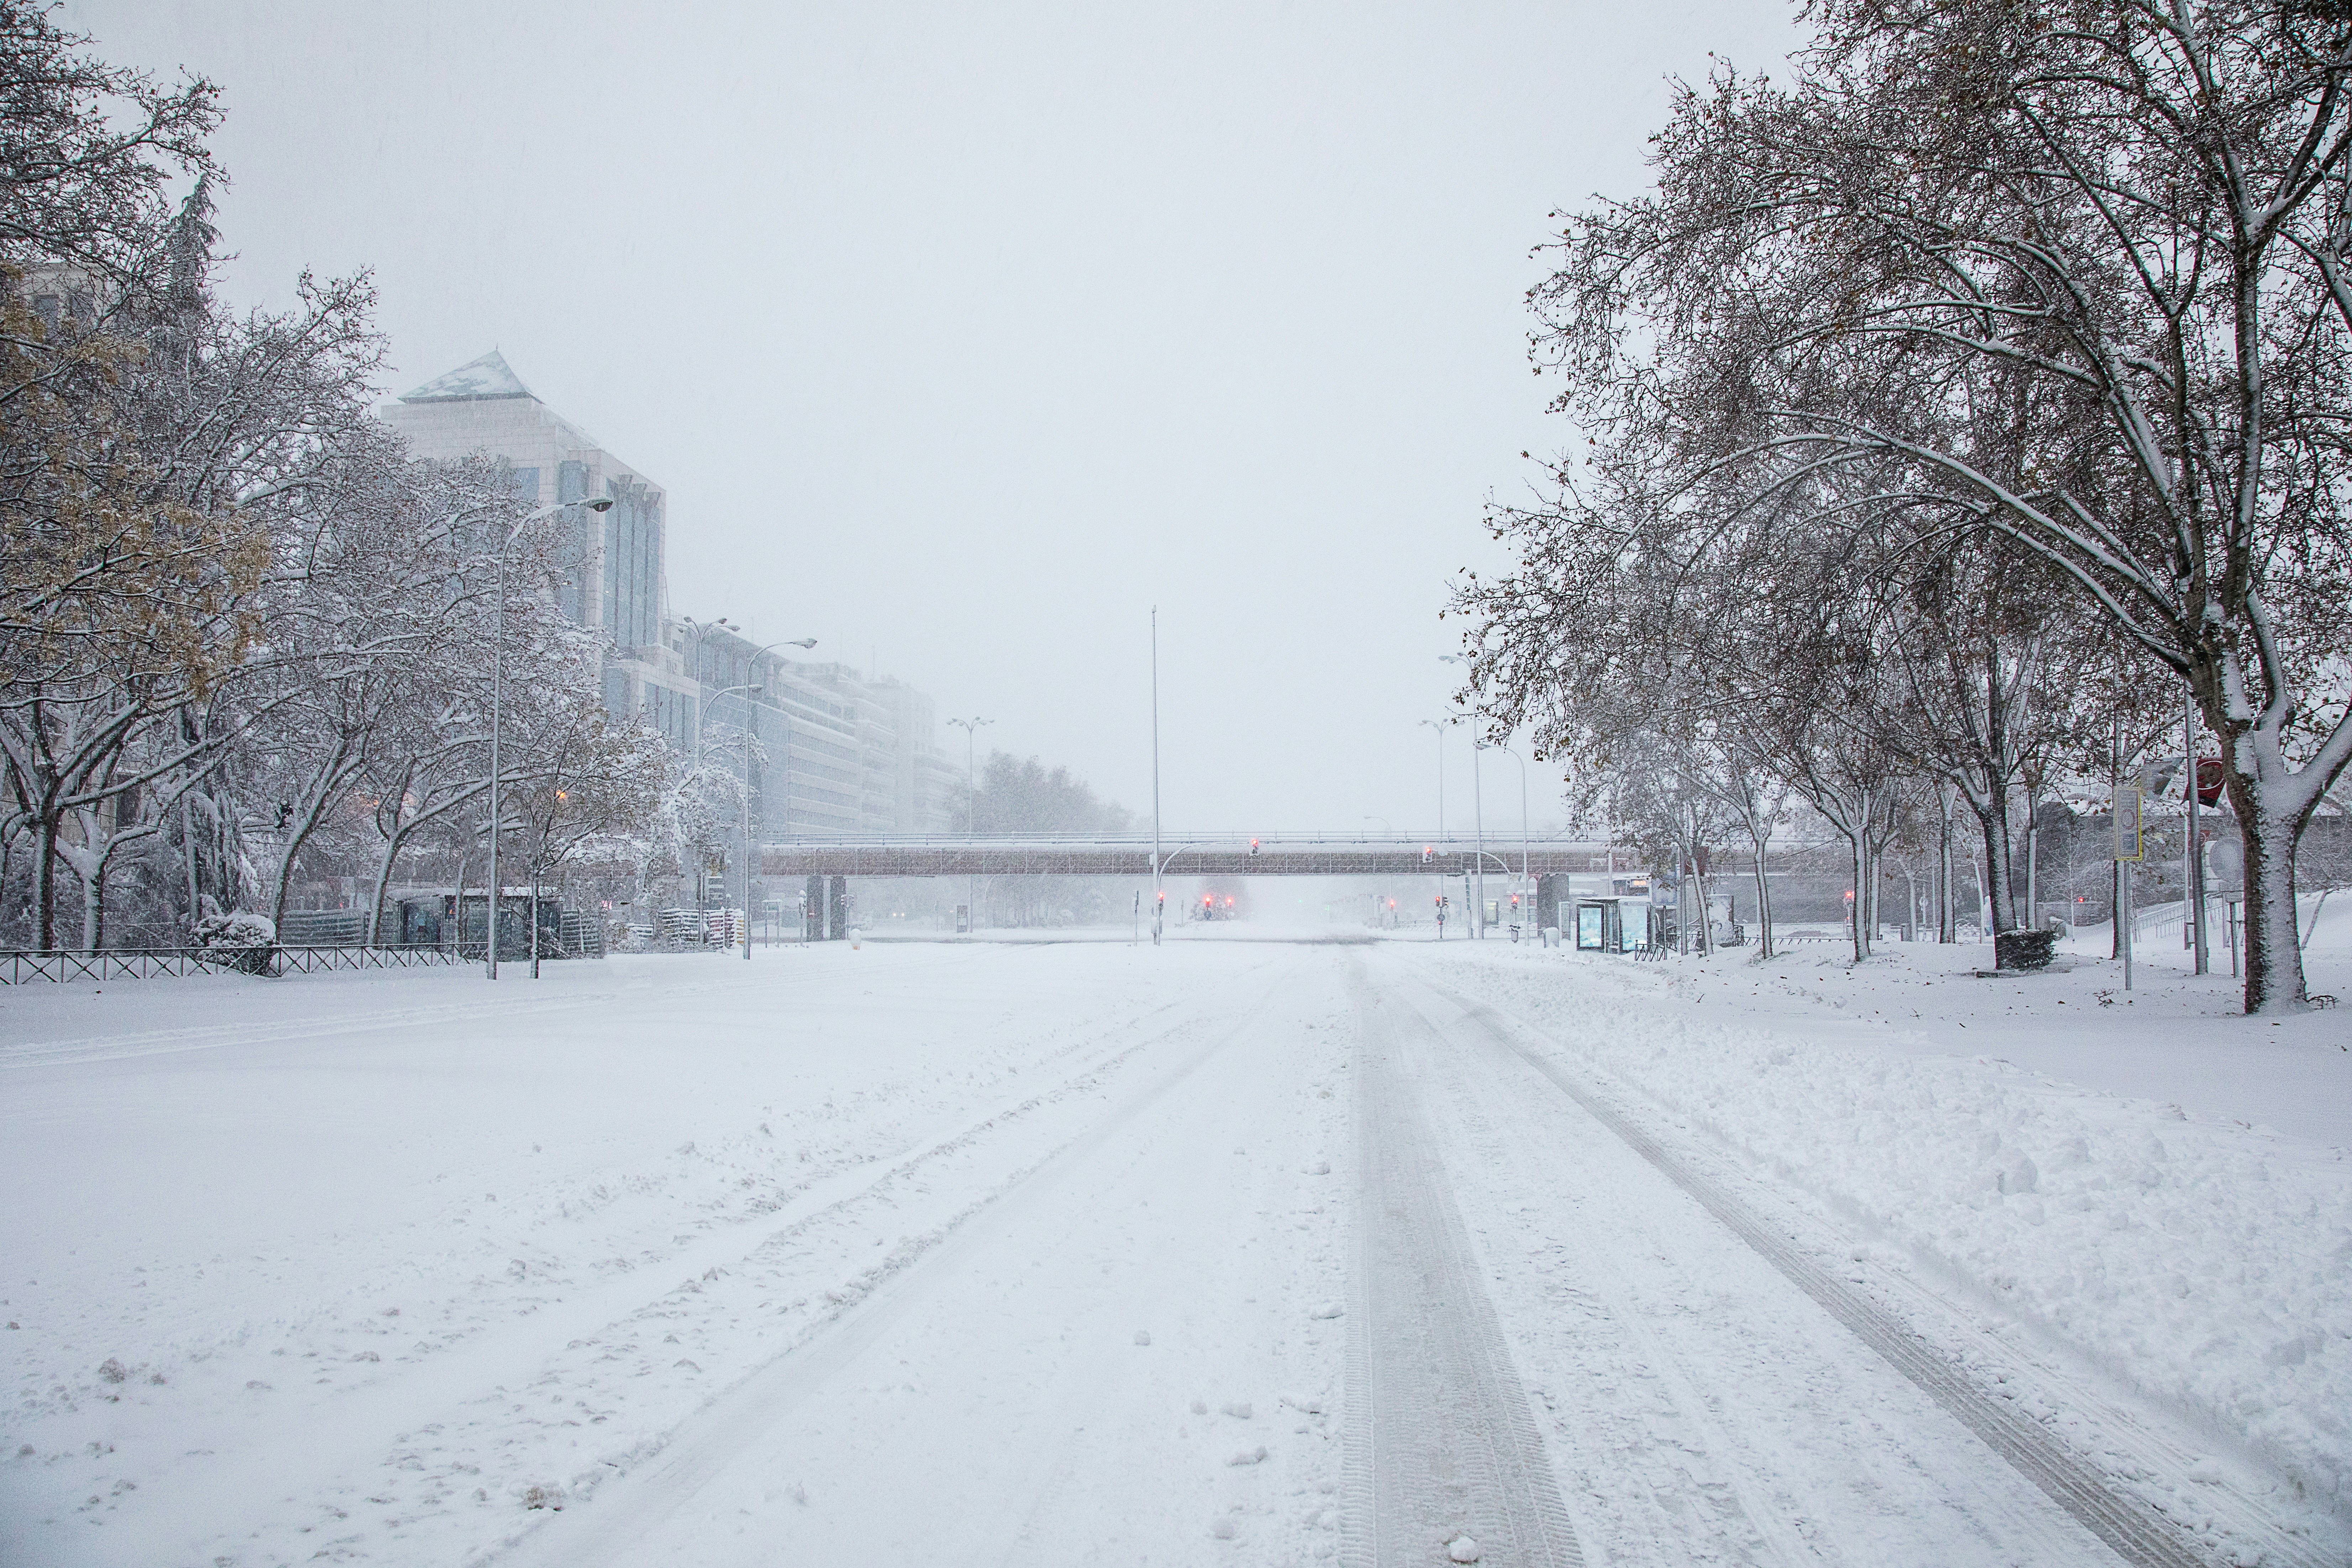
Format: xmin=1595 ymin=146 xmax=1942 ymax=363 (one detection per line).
xmin=1249 ymin=838 xmax=1260 ymax=856
xmin=1422 ymin=845 xmax=1434 ymax=864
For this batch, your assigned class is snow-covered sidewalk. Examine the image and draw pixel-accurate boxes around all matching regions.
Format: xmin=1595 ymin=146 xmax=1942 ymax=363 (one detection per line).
xmin=1426 ymin=929 xmax=2352 ymax=1550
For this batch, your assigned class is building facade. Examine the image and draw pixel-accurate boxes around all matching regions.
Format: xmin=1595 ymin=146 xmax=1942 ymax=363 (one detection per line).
xmin=383 ymin=349 xmax=955 ymax=840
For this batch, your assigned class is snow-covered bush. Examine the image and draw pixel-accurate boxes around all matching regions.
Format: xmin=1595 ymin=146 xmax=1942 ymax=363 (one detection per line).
xmin=192 ymin=912 xmax=277 ymax=975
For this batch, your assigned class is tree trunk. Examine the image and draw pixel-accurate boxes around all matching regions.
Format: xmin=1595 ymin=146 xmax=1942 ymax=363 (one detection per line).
xmin=1937 ymin=797 xmax=1955 ymax=943
xmin=267 ymin=790 xmax=341 ymax=934
xmin=1869 ymin=844 xmax=1883 ymax=945
xmin=1749 ymin=828 xmax=1774 ymax=958
xmin=364 ymin=819 xmax=410 ymax=947
xmin=1976 ymin=798 xmax=2018 ymax=933
xmin=1847 ymin=829 xmax=1873 ymax=962
xmin=32 ymin=812 xmax=58 ymax=952
xmin=2025 ymin=816 xmax=2039 ymax=930
xmin=2236 ymin=790 xmax=2308 ymax=1013
xmin=181 ymin=794 xmax=200 ymax=933
xmin=81 ymin=846 xmax=104 ymax=954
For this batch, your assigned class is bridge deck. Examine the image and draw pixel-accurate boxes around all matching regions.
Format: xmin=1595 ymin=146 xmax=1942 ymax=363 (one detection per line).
xmin=761 ymin=835 xmax=1605 ymax=878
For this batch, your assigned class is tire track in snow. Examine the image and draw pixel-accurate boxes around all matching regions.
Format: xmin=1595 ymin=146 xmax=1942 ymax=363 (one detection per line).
xmin=1391 ymin=982 xmax=1839 ymax=1568
xmin=484 ymin=964 xmax=1298 ymax=1568
xmin=1424 ymin=975 xmax=2218 ymax=1568
xmin=1343 ymin=962 xmax=1583 ymax=1568
xmin=69 ymin=972 xmax=1231 ymax=1567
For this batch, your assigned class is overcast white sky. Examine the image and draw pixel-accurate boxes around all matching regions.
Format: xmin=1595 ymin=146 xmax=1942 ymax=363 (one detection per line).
xmin=69 ymin=0 xmax=1795 ymax=834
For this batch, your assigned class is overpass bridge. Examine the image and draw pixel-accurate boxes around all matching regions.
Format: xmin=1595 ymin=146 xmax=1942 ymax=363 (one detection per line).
xmin=762 ymin=832 xmax=1609 ymax=879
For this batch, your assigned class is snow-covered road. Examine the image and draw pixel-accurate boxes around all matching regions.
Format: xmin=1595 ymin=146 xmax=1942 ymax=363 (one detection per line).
xmin=4 ymin=939 xmax=2342 ymax=1566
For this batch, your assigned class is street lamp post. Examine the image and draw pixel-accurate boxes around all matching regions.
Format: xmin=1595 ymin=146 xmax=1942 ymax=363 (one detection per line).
xmin=1437 ymin=656 xmax=1489 ymax=936
xmin=947 ymin=715 xmax=992 ymax=933
xmin=1469 ymin=741 xmax=1487 ymax=937
xmin=1417 ymin=719 xmax=1446 ymax=843
xmin=2185 ymin=685 xmax=2209 ymax=975
xmin=683 ymin=620 xmax=819 ymax=960
xmin=694 ymin=678 xmax=763 ymax=952
xmin=1492 ymin=743 xmax=1529 ymax=929
xmin=487 ymin=494 xmax=614 ymax=980
xmin=1151 ymin=607 xmax=1163 ymax=945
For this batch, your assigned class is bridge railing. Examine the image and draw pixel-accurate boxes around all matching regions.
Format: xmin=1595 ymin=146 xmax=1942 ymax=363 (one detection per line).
xmin=761 ymin=830 xmax=1610 ymax=853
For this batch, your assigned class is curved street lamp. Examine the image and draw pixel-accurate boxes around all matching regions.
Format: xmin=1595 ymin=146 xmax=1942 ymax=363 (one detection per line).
xmin=681 ymin=618 xmax=818 ymax=957
xmin=487 ymin=494 xmax=615 ymax=980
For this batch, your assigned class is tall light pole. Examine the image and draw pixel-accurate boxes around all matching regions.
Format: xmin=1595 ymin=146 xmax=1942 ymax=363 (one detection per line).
xmin=487 ymin=494 xmax=615 ymax=979
xmin=1151 ymin=607 xmax=1163 ymax=945
xmin=1417 ymin=719 xmax=1446 ymax=841
xmin=694 ymin=679 xmax=764 ymax=949
xmin=685 ymin=620 xmax=819 ymax=960
xmin=947 ymin=716 xmax=992 ymax=932
xmin=2185 ymin=685 xmax=2209 ymax=975
xmin=1469 ymin=741 xmax=1487 ymax=937
xmin=1439 ymin=656 xmax=1485 ymax=937
xmin=1492 ymin=743 xmax=1529 ymax=920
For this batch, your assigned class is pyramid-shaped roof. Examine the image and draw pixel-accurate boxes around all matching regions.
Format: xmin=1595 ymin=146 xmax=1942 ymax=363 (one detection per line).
xmin=398 ymin=348 xmax=535 ymax=403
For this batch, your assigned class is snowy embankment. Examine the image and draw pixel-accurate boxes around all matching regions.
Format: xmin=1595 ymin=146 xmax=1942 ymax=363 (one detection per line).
xmin=1426 ymin=931 xmax=2352 ymax=1525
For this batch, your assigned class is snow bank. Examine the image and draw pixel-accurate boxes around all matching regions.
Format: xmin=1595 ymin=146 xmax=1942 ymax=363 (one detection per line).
xmin=1433 ymin=942 xmax=2352 ymax=1517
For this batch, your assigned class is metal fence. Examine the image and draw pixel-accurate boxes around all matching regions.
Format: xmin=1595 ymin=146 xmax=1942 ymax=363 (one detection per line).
xmin=0 ymin=944 xmax=469 ymax=985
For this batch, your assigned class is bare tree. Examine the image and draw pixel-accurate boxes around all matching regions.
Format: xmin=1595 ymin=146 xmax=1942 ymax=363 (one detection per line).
xmin=1490 ymin=5 xmax=2352 ymax=1010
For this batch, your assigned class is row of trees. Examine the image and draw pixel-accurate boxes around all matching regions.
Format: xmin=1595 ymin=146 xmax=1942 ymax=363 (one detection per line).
xmin=952 ymin=752 xmax=1136 ymax=926
xmin=1457 ymin=0 xmax=2352 ymax=1012
xmin=0 ymin=6 xmax=670 ymax=953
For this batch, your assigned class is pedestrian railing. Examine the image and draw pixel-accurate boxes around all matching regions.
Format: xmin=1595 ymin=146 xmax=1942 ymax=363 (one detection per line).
xmin=0 ymin=944 xmax=469 ymax=985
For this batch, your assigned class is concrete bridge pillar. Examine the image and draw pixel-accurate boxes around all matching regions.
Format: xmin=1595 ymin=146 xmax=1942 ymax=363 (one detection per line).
xmin=828 ymin=875 xmax=848 ymax=940
xmin=805 ymin=876 xmax=823 ymax=942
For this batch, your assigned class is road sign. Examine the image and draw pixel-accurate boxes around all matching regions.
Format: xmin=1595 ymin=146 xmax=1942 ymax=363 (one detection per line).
xmin=2115 ymin=787 xmax=2144 ymax=862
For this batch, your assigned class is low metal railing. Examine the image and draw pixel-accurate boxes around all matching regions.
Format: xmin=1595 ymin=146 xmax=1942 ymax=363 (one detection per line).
xmin=0 ymin=944 xmax=468 ymax=985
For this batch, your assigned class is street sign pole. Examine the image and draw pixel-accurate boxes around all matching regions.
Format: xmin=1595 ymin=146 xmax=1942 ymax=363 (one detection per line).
xmin=2116 ymin=784 xmax=2143 ymax=991
xmin=2186 ymin=688 xmax=2210 ymax=975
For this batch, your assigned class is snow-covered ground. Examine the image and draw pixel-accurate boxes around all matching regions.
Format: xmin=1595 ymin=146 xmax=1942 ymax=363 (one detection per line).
xmin=2 ymin=929 xmax=2344 ymax=1565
